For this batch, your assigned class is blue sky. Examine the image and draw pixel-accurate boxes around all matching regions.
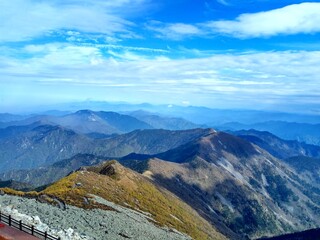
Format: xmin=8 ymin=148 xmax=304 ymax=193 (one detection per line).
xmin=1 ymin=0 xmax=320 ymax=113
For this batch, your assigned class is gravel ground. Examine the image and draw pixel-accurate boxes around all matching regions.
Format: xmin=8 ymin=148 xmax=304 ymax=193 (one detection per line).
xmin=0 ymin=194 xmax=191 ymax=240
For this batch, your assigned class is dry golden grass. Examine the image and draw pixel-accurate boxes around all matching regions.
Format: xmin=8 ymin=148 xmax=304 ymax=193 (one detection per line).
xmin=41 ymin=161 xmax=226 ymax=240
xmin=0 ymin=161 xmax=226 ymax=239
xmin=0 ymin=188 xmax=39 ymax=198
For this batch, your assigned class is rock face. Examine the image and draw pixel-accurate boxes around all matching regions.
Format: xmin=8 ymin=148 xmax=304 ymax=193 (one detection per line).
xmin=0 ymin=194 xmax=192 ymax=240
xmin=99 ymin=162 xmax=119 ymax=176
xmin=88 ymin=161 xmax=125 ymax=180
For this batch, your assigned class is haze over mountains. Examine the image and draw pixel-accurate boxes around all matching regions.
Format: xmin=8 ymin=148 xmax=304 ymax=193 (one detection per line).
xmin=1 ymin=104 xmax=320 ymax=239
xmin=3 ymin=101 xmax=320 ymax=144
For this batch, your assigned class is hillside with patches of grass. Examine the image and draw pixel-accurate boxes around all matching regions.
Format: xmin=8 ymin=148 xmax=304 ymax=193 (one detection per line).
xmin=42 ymin=160 xmax=226 ymax=240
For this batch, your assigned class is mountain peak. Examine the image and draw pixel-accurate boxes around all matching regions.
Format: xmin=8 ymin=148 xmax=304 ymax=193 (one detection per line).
xmin=156 ymin=130 xmax=259 ymax=164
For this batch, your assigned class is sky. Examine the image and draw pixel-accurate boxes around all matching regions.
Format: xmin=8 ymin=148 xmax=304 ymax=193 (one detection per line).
xmin=1 ymin=0 xmax=320 ymax=113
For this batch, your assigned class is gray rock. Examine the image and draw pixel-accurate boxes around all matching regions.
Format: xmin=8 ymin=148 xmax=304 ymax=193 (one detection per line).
xmin=0 ymin=194 xmax=191 ymax=240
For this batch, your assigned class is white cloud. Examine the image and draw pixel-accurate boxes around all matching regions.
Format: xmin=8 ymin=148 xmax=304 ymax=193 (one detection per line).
xmin=149 ymin=2 xmax=320 ymax=40
xmin=147 ymin=21 xmax=202 ymax=40
xmin=1 ymin=42 xmax=320 ymax=109
xmin=206 ymin=2 xmax=320 ymax=38
xmin=0 ymin=0 xmax=147 ymax=42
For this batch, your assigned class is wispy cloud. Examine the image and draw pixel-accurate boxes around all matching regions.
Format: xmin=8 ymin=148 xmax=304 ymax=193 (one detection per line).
xmin=147 ymin=21 xmax=203 ymax=40
xmin=0 ymin=0 xmax=147 ymax=42
xmin=216 ymin=0 xmax=232 ymax=6
xmin=1 ymin=42 xmax=320 ymax=108
xmin=149 ymin=2 xmax=320 ymax=40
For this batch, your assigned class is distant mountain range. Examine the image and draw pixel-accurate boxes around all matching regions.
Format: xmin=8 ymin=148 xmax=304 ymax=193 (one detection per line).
xmin=233 ymin=129 xmax=320 ymax=160
xmin=0 ymin=110 xmax=152 ymax=134
xmin=32 ymin=101 xmax=320 ymax=124
xmin=1 ymin=107 xmax=320 ymax=239
xmin=0 ymin=124 xmax=93 ymax=172
xmin=3 ymin=105 xmax=320 ymax=146
xmin=0 ymin=113 xmax=29 ymax=122
xmin=218 ymin=121 xmax=320 ymax=145
xmin=128 ymin=110 xmax=203 ymax=130
xmin=0 ymin=124 xmax=209 ymax=172
xmin=0 ymin=154 xmax=106 ymax=188
xmin=1 ymin=126 xmax=320 ymax=239
xmin=0 ymin=109 xmax=202 ymax=135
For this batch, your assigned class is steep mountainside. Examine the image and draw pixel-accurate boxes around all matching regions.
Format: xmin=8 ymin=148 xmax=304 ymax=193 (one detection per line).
xmin=283 ymin=156 xmax=320 ymax=185
xmin=233 ymin=129 xmax=320 ymax=159
xmin=232 ymin=130 xmax=320 ymax=186
xmin=121 ymin=131 xmax=320 ymax=239
xmin=40 ymin=161 xmax=226 ymax=240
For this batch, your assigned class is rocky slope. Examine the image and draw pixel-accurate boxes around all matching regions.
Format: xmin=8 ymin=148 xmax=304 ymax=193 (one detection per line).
xmin=121 ymin=130 xmax=320 ymax=239
xmin=37 ymin=160 xmax=226 ymax=240
xmin=0 ymin=194 xmax=193 ymax=240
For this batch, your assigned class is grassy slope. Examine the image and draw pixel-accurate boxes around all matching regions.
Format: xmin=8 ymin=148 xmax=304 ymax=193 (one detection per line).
xmin=41 ymin=161 xmax=226 ymax=240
